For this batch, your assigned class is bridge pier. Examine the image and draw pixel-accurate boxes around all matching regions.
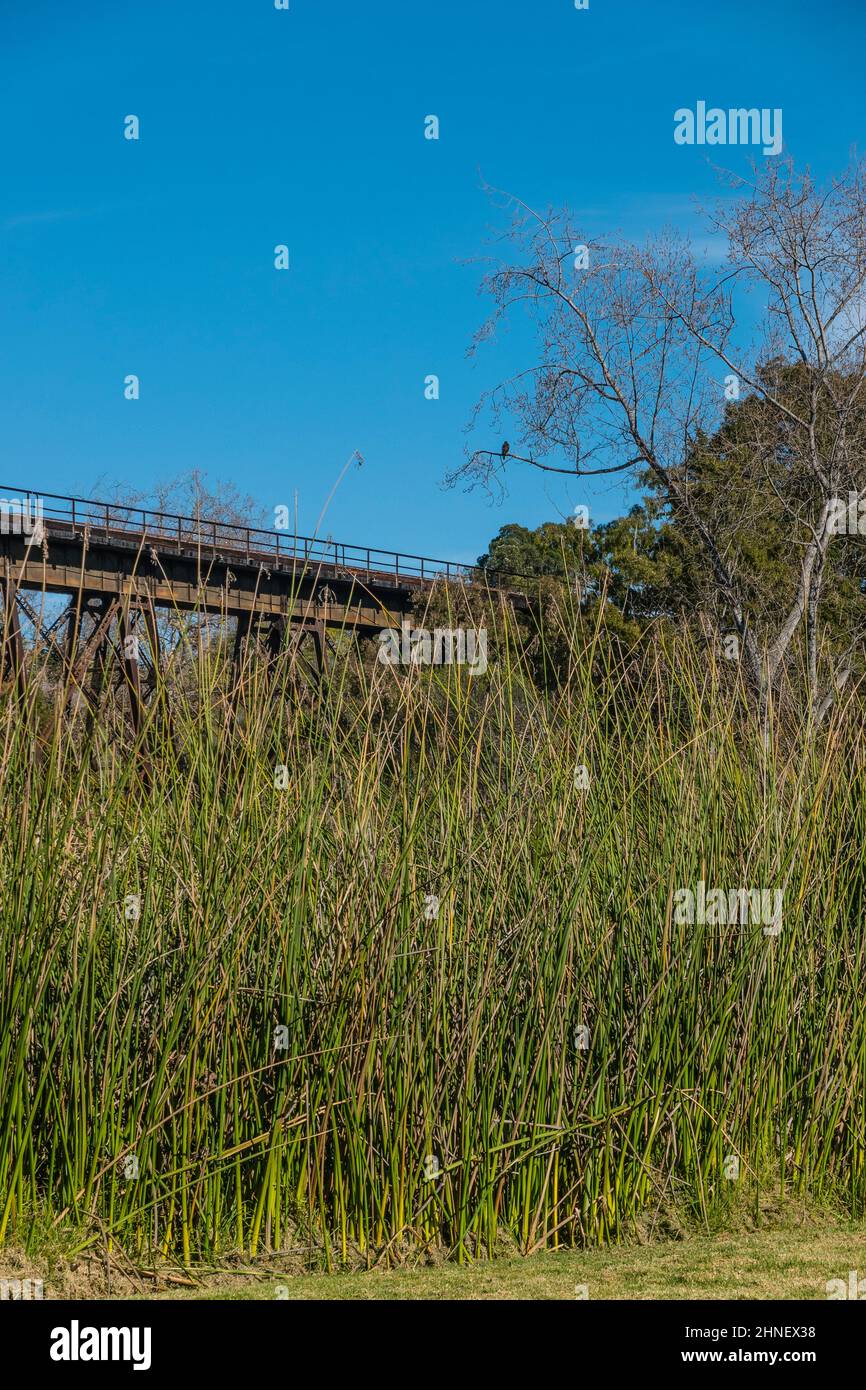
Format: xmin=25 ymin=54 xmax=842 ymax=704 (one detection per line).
xmin=119 ymin=607 xmax=143 ymax=736
xmin=1 ymin=571 xmax=27 ymax=700
xmin=83 ymin=597 xmax=116 ymax=734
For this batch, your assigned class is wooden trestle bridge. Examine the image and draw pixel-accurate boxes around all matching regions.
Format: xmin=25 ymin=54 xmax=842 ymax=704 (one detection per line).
xmin=0 ymin=486 xmax=522 ymax=730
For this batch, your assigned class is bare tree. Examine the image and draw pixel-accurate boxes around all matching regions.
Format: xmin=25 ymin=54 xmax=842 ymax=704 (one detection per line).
xmin=91 ymin=469 xmax=268 ymax=662
xmin=453 ymin=159 xmax=866 ymax=724
xmin=94 ymin=468 xmax=266 ymax=540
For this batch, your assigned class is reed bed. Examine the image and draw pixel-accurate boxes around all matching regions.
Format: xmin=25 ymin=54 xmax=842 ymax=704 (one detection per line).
xmin=1 ymin=601 xmax=864 ymax=1265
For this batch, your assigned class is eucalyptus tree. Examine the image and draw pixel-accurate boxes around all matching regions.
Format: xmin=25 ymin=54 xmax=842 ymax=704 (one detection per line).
xmin=454 ymin=160 xmax=866 ymax=724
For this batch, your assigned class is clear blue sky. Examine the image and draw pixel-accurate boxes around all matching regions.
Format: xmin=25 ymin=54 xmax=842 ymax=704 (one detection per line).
xmin=2 ymin=0 xmax=863 ymax=565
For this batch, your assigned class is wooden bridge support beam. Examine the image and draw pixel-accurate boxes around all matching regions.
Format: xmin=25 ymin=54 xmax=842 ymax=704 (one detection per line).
xmin=310 ymin=620 xmax=327 ymax=682
xmin=141 ymin=597 xmax=162 ymax=696
xmin=264 ymin=616 xmax=285 ymax=678
xmin=230 ymin=611 xmax=252 ymax=708
xmin=119 ymin=608 xmax=143 ymax=737
xmin=83 ymin=598 xmax=116 ymax=735
xmin=1 ymin=575 xmax=28 ymax=700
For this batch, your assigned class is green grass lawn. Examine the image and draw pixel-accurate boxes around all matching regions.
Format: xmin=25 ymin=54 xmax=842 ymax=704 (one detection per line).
xmin=119 ymin=1226 xmax=866 ymax=1300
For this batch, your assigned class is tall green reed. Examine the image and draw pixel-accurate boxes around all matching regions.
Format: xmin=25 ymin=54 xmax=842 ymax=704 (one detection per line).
xmin=0 ymin=598 xmax=864 ymax=1263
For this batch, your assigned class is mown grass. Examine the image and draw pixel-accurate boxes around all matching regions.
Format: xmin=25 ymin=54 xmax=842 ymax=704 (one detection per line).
xmin=137 ymin=1226 xmax=866 ymax=1300
xmin=1 ymin=590 xmax=864 ymax=1269
xmin=6 ymin=1221 xmax=864 ymax=1299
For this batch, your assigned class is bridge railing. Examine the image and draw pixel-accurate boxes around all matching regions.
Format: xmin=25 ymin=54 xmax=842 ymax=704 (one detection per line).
xmin=3 ymin=486 xmax=523 ymax=589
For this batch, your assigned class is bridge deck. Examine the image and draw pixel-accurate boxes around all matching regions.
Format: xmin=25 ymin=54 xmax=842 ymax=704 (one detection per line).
xmin=0 ymin=486 xmax=525 ymax=632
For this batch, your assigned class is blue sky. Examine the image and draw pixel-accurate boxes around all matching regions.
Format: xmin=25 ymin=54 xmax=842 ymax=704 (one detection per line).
xmin=1 ymin=0 xmax=864 ymax=566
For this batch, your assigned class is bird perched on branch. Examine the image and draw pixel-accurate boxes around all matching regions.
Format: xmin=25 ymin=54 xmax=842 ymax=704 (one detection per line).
xmin=501 ymin=441 xmax=510 ymax=459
